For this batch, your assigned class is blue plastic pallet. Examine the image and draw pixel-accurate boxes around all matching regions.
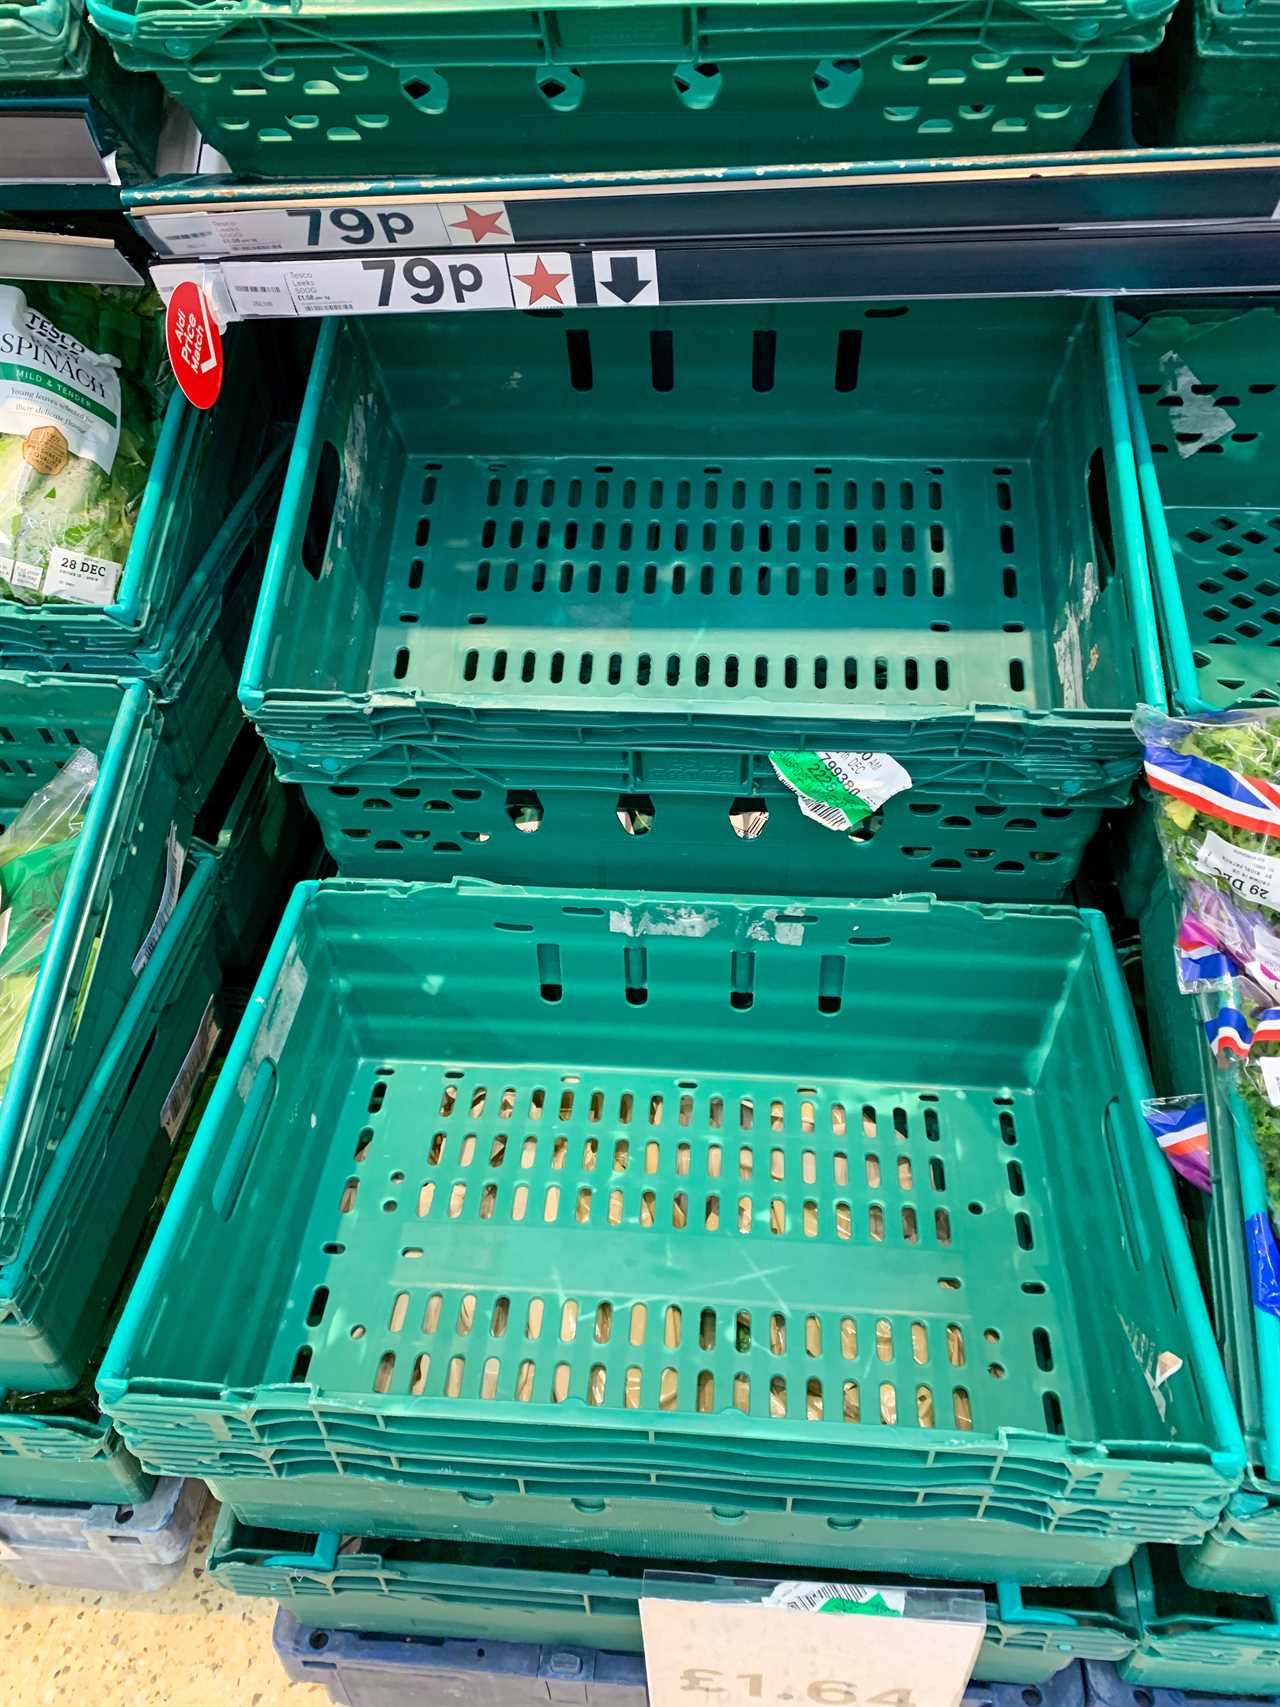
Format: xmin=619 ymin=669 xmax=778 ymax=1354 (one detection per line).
xmin=0 ymin=1477 xmax=203 ymax=1591
xmin=1082 ymin=1660 xmax=1280 ymax=1707
xmin=275 ymin=1612 xmax=1095 ymax=1707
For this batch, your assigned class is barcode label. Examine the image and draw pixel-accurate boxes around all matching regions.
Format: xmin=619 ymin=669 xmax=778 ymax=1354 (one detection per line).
xmin=766 ymin=1583 xmax=908 ymax=1615
xmin=132 ymin=825 xmax=185 ymax=975
xmin=160 ymin=995 xmax=220 ymax=1142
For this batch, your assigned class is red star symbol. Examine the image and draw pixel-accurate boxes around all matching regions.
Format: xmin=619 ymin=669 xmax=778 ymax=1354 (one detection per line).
xmin=449 ymin=203 xmax=509 ymax=243
xmin=513 ymin=256 xmax=569 ymax=306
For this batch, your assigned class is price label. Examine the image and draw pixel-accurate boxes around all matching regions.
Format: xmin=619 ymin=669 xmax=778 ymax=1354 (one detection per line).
xmin=641 ymin=1600 xmax=982 ymax=1707
xmin=223 ymin=253 xmax=516 ymax=317
xmin=137 ymin=199 xmax=511 ymax=257
xmin=1195 ymin=829 xmax=1280 ymax=912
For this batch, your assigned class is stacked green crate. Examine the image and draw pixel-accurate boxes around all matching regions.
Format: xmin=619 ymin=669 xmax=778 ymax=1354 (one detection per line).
xmin=1115 ymin=1548 xmax=1280 ymax=1695
xmin=1123 ymin=301 xmax=1280 ymax=718
xmin=1162 ymin=0 xmax=1280 ymax=146
xmin=240 ymin=297 xmax=1159 ymax=900
xmin=87 ymin=0 xmax=1174 ymax=176
xmin=209 ymin=1512 xmax=1138 ymax=1682
xmin=99 ymin=881 xmax=1243 ymax=1585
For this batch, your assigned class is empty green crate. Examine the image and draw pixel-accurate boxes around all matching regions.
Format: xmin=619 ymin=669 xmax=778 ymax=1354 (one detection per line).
xmin=1124 ymin=302 xmax=1280 ymax=715
xmin=207 ymin=1511 xmax=1137 ymax=1682
xmin=99 ymin=880 xmax=1241 ymax=1585
xmin=243 ymin=298 xmax=1159 ymax=889
xmin=86 ymin=0 xmax=1171 ymax=179
xmin=1114 ymin=1548 xmax=1280 ymax=1695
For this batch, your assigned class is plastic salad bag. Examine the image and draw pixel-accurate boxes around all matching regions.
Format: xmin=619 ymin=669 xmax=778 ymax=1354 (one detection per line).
xmin=0 ymin=748 xmax=98 ymax=1103
xmin=1141 ymin=1095 xmax=1211 ymax=1192
xmin=1137 ymin=704 xmax=1280 ymax=1259
xmin=0 ymin=281 xmax=165 ymax=608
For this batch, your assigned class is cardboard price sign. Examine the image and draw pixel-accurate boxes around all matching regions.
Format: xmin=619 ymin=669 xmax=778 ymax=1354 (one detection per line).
xmin=640 ymin=1599 xmax=983 ymax=1707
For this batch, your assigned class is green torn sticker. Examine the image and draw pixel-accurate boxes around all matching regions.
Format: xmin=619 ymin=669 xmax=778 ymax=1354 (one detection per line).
xmin=769 ymin=751 xmax=913 ymax=832
xmin=821 ymin=1593 xmax=904 ymax=1617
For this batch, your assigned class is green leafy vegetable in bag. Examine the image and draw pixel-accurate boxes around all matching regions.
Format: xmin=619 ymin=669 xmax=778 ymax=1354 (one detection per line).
xmin=0 ymin=749 xmax=98 ymax=1105
xmin=0 ymin=281 xmax=165 ymax=608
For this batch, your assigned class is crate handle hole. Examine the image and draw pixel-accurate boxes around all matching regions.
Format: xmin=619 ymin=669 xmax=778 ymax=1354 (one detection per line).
xmin=617 ymin=794 xmax=655 ymax=836
xmin=1087 ymin=446 xmax=1116 ymax=591
xmin=729 ymin=799 xmax=768 ymax=839
xmin=673 ymin=61 xmax=721 ymax=109
xmin=537 ymin=67 xmax=585 ymax=111
xmin=812 ymin=57 xmax=862 ymax=110
xmin=301 ymin=440 xmax=340 ymax=581
xmin=402 ymin=70 xmax=448 ymax=113
xmin=506 ymin=790 xmax=543 ymax=832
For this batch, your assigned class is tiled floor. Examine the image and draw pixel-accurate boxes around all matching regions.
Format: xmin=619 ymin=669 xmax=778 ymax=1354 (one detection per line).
xmin=0 ymin=1501 xmax=324 ymax=1706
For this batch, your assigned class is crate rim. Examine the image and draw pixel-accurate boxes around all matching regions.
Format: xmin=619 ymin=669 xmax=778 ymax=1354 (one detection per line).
xmin=0 ymin=850 xmax=219 ymax=1319
xmin=98 ymin=879 xmax=1245 ymax=1485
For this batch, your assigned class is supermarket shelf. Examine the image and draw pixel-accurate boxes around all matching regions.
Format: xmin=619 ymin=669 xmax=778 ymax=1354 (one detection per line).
xmin=0 ymin=226 xmax=144 ymax=285
xmin=0 ymin=107 xmax=122 ymax=201
xmin=130 ymin=146 xmax=1280 ymax=313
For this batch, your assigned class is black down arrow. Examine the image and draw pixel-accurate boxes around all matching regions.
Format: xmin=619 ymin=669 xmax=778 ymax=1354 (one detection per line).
xmin=600 ymin=255 xmax=650 ymax=303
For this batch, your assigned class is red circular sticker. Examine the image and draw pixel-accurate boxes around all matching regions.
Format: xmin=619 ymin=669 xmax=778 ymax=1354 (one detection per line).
xmin=165 ymin=280 xmax=224 ymax=410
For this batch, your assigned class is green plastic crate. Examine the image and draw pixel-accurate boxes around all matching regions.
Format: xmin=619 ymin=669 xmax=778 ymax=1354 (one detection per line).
xmin=1113 ymin=1548 xmax=1280 ymax=1695
xmin=1185 ymin=1005 xmax=1280 ymax=1597
xmin=1129 ymin=878 xmax=1280 ymax=1596
xmin=1162 ymin=0 xmax=1280 ymax=147
xmin=86 ymin=0 xmax=1171 ymax=178
xmin=0 ymin=475 xmax=280 ymax=1299
xmin=0 ymin=0 xmax=76 ymax=80
xmin=0 ymin=677 xmax=187 ymax=1278
xmin=1124 ymin=302 xmax=1280 ymax=716
xmin=208 ymin=1511 xmax=1137 ymax=1682
xmin=307 ymin=754 xmax=1119 ymax=900
xmin=0 ymin=753 xmax=304 ymax=1494
xmin=99 ymin=880 xmax=1241 ymax=1585
xmin=0 ymin=325 xmax=286 ymax=692
xmin=0 ymin=852 xmax=220 ymax=1498
xmin=243 ymin=298 xmax=1159 ymax=889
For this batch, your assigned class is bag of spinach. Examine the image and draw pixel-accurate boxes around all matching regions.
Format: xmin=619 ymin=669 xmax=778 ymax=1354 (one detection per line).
xmin=1136 ymin=704 xmax=1280 ymax=1228
xmin=0 ymin=281 xmax=164 ymax=609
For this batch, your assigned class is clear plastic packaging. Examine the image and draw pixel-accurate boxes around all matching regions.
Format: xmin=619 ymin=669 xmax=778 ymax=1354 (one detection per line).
xmin=0 ymin=749 xmax=97 ymax=1102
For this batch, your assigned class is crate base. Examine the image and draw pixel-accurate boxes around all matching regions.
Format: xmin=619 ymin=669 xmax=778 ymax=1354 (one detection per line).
xmin=0 ymin=1477 xmax=203 ymax=1590
xmin=211 ymin=1474 xmax=1138 ymax=1588
xmin=1184 ymin=1519 xmax=1280 ymax=1596
xmin=143 ymin=48 xmax=1125 ymax=180
xmin=374 ymin=451 xmax=1058 ymax=721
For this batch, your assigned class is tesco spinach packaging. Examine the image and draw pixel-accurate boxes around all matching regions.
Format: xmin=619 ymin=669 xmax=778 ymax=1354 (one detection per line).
xmin=0 ymin=281 xmax=164 ymax=608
